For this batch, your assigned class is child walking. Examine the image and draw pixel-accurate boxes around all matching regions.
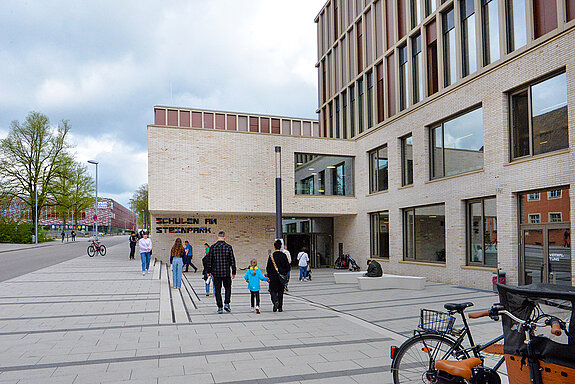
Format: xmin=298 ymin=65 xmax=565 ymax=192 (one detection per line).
xmin=244 ymin=259 xmax=269 ymax=314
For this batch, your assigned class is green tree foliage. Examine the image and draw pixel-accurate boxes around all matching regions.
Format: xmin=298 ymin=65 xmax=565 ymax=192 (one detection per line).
xmin=51 ymin=152 xmax=95 ymax=227
xmin=129 ymin=184 xmax=149 ymax=229
xmin=0 ymin=216 xmax=51 ymax=243
xmin=0 ymin=112 xmax=70 ymax=224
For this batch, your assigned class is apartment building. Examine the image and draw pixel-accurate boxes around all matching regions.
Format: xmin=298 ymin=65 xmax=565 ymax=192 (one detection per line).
xmin=148 ymin=0 xmax=574 ymax=289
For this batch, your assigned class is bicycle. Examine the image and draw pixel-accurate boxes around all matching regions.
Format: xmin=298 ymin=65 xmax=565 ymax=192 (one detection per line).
xmin=391 ymin=283 xmax=575 ymax=384
xmin=87 ymin=240 xmax=106 ymax=257
xmin=390 ymin=302 xmax=505 ymax=383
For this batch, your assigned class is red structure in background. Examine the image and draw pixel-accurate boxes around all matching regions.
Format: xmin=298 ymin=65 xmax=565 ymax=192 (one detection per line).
xmin=1 ymin=197 xmax=136 ymax=233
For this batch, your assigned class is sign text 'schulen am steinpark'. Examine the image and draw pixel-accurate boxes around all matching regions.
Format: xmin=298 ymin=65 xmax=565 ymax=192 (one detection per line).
xmin=155 ymin=218 xmax=217 ymax=234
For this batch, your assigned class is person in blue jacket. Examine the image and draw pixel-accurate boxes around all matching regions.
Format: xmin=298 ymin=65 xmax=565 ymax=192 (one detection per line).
xmin=243 ymin=259 xmax=269 ymax=314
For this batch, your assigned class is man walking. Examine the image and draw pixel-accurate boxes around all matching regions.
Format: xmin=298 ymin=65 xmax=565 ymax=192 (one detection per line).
xmin=206 ymin=231 xmax=236 ymax=314
xmin=129 ymin=231 xmax=138 ymax=260
xmin=71 ymin=230 xmax=76 ymax=241
xmin=183 ymin=240 xmax=198 ymax=272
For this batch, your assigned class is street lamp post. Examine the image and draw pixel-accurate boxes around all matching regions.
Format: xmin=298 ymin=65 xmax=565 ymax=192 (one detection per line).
xmin=34 ymin=181 xmax=41 ymax=244
xmin=88 ymin=160 xmax=99 ymax=241
xmin=274 ymin=146 xmax=282 ymax=240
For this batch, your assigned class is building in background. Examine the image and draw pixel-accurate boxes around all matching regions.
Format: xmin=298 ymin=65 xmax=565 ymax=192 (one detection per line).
xmin=149 ymin=1 xmax=574 ymax=289
xmin=2 ymin=197 xmax=136 ymax=233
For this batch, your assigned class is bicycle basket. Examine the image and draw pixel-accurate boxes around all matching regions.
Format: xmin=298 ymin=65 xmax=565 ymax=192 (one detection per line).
xmin=419 ymin=309 xmax=456 ymax=334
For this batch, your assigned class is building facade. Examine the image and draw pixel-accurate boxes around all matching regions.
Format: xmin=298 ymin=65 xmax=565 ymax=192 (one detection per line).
xmin=148 ymin=0 xmax=574 ymax=290
xmin=3 ymin=197 xmax=136 ymax=233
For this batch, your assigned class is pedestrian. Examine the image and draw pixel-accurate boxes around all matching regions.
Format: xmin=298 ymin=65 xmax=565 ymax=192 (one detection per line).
xmin=128 ymin=231 xmax=138 ymax=260
xmin=205 ymin=231 xmax=236 ymax=314
xmin=365 ymin=259 xmax=383 ymax=277
xmin=183 ymin=240 xmax=198 ymax=272
xmin=61 ymin=230 xmax=65 ymax=243
xmin=281 ymin=239 xmax=292 ymax=291
xmin=170 ymin=238 xmax=185 ymax=289
xmin=138 ymin=231 xmax=152 ymax=276
xmin=71 ymin=230 xmax=76 ymax=241
xmin=297 ymin=247 xmax=309 ymax=281
xmin=244 ymin=259 xmax=269 ymax=314
xmin=267 ymin=239 xmax=290 ymax=312
xmin=202 ymin=245 xmax=213 ymax=296
xmin=204 ymin=242 xmax=210 ymax=256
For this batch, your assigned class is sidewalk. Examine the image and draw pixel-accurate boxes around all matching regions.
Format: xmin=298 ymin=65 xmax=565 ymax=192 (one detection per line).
xmin=0 ymin=243 xmax=505 ymax=383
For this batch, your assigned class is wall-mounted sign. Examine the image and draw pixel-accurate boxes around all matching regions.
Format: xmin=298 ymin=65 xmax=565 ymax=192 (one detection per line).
xmin=155 ymin=218 xmax=218 ymax=234
xmin=265 ymin=227 xmax=275 ymax=233
xmin=96 ymin=201 xmax=107 ymax=209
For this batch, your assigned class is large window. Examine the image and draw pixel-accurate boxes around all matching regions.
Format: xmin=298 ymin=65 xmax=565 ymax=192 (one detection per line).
xmin=461 ymin=0 xmax=477 ymax=77
xmin=401 ymin=134 xmax=414 ymax=186
xmin=506 ymin=0 xmax=527 ymax=52
xmin=399 ymin=45 xmax=409 ymax=110
xmin=404 ymin=204 xmax=446 ymax=263
xmin=350 ymin=85 xmax=356 ymax=138
xmin=411 ymin=0 xmax=423 ymax=28
xmin=335 ymin=97 xmax=340 ymax=138
xmin=342 ymin=90 xmax=348 ymax=139
xmin=467 ymin=197 xmax=497 ymax=267
xmin=510 ymin=72 xmax=568 ymax=159
xmin=482 ymin=0 xmax=500 ymax=65
xmin=443 ymin=8 xmax=457 ymax=86
xmin=370 ymin=211 xmax=390 ymax=259
xmin=295 ymin=154 xmax=354 ymax=196
xmin=358 ymin=79 xmax=365 ymax=134
xmin=412 ymin=33 xmax=424 ymax=103
xmin=367 ymin=71 xmax=374 ymax=129
xmin=369 ymin=145 xmax=389 ymax=193
xmin=431 ymin=107 xmax=484 ymax=179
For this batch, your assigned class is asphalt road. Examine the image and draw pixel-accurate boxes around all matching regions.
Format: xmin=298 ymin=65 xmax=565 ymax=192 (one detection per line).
xmin=0 ymin=236 xmax=127 ymax=282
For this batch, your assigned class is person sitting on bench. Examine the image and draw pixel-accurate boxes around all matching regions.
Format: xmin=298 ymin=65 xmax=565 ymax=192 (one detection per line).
xmin=365 ymin=259 xmax=383 ymax=277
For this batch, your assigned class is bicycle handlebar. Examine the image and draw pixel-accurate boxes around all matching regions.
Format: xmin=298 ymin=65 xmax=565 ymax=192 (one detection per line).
xmin=550 ymin=320 xmax=562 ymax=336
xmin=468 ymin=310 xmax=489 ymax=319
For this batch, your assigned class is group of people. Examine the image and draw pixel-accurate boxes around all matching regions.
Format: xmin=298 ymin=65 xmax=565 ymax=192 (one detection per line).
xmin=130 ymin=230 xmax=314 ymax=314
xmin=60 ymin=230 xmax=77 ymax=242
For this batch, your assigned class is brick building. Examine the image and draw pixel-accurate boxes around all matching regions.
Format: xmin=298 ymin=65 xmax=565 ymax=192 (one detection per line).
xmin=148 ymin=0 xmax=574 ymax=289
xmin=2 ymin=197 xmax=136 ymax=233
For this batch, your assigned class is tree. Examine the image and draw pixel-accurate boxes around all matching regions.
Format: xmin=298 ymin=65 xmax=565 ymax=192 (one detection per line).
xmin=0 ymin=112 xmax=71 ymax=224
xmin=51 ymin=153 xmax=95 ymax=228
xmin=129 ymin=184 xmax=149 ymax=230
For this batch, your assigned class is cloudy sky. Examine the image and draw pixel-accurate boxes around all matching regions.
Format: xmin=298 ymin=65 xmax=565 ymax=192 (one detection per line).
xmin=0 ymin=0 xmax=326 ymax=207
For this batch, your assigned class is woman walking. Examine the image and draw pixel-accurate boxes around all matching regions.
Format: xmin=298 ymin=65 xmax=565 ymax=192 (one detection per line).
xmin=297 ymin=247 xmax=309 ymax=281
xmin=266 ymin=239 xmax=290 ymax=312
xmin=202 ymin=243 xmax=213 ymax=296
xmin=138 ymin=232 xmax=152 ymax=275
xmin=170 ymin=238 xmax=185 ymax=289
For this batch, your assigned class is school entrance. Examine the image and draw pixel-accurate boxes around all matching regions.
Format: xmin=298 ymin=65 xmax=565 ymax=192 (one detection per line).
xmin=519 ymin=186 xmax=571 ymax=286
xmin=282 ymin=217 xmax=333 ymax=268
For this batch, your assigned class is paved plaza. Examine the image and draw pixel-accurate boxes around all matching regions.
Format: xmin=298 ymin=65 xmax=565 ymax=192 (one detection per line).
xmin=0 ymin=240 xmax=506 ymax=383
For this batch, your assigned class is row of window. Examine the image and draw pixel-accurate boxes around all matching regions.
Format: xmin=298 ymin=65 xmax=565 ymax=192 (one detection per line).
xmin=370 ymin=186 xmax=570 ymax=266
xmin=367 ymin=70 xmax=567 ymax=192
xmin=294 ymin=154 xmax=354 ymax=196
xmin=319 ymin=0 xmax=575 ymax=137
xmin=370 ymin=198 xmax=497 ymax=266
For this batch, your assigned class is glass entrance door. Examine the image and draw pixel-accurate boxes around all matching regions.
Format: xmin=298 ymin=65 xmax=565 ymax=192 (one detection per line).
xmin=548 ymin=228 xmax=571 ymax=285
xmin=523 ymin=229 xmax=544 ymax=285
xmin=522 ymin=227 xmax=571 ymax=285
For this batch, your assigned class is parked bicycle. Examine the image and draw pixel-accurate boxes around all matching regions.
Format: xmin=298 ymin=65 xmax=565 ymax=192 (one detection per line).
xmin=87 ymin=240 xmax=106 ymax=257
xmin=390 ymin=283 xmax=575 ymax=384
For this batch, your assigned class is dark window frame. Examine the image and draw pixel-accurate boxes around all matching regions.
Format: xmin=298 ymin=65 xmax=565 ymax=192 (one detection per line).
xmin=466 ymin=196 xmax=498 ymax=267
xmin=401 ymin=134 xmax=414 ymax=186
xmin=370 ymin=211 xmax=390 ymax=259
xmin=508 ymin=70 xmax=568 ymax=161
xmin=403 ymin=203 xmax=446 ymax=263
xmin=368 ymin=144 xmax=389 ymax=193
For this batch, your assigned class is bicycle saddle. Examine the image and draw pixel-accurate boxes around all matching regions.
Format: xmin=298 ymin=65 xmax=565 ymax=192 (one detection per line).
xmin=444 ymin=302 xmax=474 ymax=312
xmin=435 ymin=358 xmax=482 ymax=380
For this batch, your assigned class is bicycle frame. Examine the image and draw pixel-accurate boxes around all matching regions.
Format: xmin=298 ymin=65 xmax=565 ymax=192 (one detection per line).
xmin=415 ymin=310 xmax=506 ymax=373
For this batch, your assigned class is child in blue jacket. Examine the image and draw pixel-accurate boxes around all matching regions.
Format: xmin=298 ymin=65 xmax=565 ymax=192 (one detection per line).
xmin=244 ymin=259 xmax=269 ymax=314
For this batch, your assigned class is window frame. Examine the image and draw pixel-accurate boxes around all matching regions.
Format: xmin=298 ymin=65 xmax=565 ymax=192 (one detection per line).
xmin=368 ymin=144 xmax=389 ymax=193
xmin=549 ymin=212 xmax=563 ymax=223
xmin=401 ymin=134 xmax=414 ymax=186
xmin=332 ymin=162 xmax=346 ymax=195
xmin=548 ymin=190 xmax=562 ymax=199
xmin=429 ymin=104 xmax=483 ymax=180
xmin=370 ymin=211 xmax=390 ymax=259
xmin=466 ymin=196 xmax=498 ymax=267
xmin=403 ymin=203 xmax=446 ymax=263
xmin=509 ymin=70 xmax=568 ymax=161
xmin=527 ymin=192 xmax=541 ymax=201
xmin=528 ymin=213 xmax=541 ymax=224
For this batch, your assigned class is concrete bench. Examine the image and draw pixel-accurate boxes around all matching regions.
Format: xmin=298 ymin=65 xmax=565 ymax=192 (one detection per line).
xmin=357 ymin=274 xmax=426 ymax=290
xmin=334 ymin=271 xmax=365 ymax=284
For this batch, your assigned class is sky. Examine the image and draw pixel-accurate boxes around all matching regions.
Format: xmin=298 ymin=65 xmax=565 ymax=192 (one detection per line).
xmin=0 ymin=0 xmax=327 ymax=208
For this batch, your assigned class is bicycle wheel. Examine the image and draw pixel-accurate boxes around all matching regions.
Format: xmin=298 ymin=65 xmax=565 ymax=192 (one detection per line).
xmin=87 ymin=245 xmax=96 ymax=257
xmin=98 ymin=245 xmax=106 ymax=256
xmin=391 ymin=333 xmax=468 ymax=384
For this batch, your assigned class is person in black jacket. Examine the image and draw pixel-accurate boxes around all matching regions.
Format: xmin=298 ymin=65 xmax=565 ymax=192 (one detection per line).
xmin=266 ymin=239 xmax=290 ymax=312
xmin=128 ymin=232 xmax=138 ymax=260
xmin=365 ymin=259 xmax=383 ymax=277
xmin=205 ymin=231 xmax=236 ymax=314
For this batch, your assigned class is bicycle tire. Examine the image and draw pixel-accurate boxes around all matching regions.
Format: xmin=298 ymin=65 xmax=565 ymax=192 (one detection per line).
xmin=99 ymin=245 xmax=106 ymax=256
xmin=391 ymin=333 xmax=468 ymax=384
xmin=87 ymin=245 xmax=96 ymax=257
